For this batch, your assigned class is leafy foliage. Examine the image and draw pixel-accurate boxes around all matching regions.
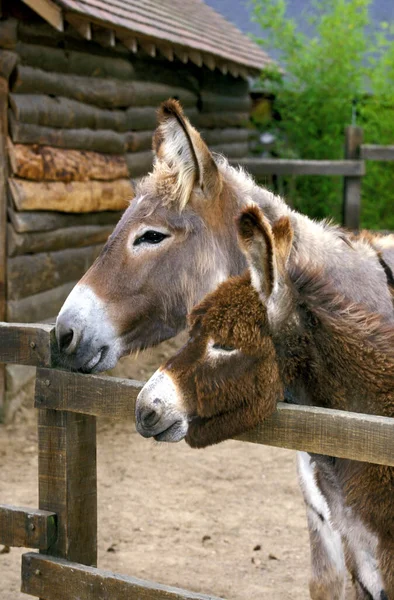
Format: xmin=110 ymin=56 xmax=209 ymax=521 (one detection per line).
xmin=252 ymin=0 xmax=394 ymax=229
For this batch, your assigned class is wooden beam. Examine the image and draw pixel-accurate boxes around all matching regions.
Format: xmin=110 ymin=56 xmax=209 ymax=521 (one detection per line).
xmin=140 ymin=40 xmax=156 ymax=57
xmin=7 ymin=223 xmax=113 ymax=257
xmin=65 ymin=14 xmax=91 ymax=40
xmin=0 ymin=323 xmax=55 ymax=367
xmin=118 ymin=35 xmax=138 ymax=53
xmin=92 ymin=27 xmax=115 ymax=48
xmin=0 ymin=50 xmax=18 ymax=80
xmin=37 ymin=408 xmax=97 ymax=565
xmin=7 ymin=280 xmax=77 ymax=323
xmin=0 ymin=76 xmax=8 ymax=418
xmin=231 ymin=158 xmax=365 ymax=177
xmin=361 ymin=144 xmax=394 ymax=161
xmin=22 ymin=553 xmax=224 ymax=600
xmin=342 ymin=125 xmax=363 ymax=229
xmin=203 ymin=54 xmax=216 ymax=71
xmin=7 ymin=207 xmax=123 ymax=234
xmin=174 ymin=48 xmax=188 ymax=64
xmin=34 ymin=368 xmax=394 ymax=467
xmin=158 ymin=45 xmax=174 ymax=62
xmin=0 ymin=505 xmax=56 ymax=549
xmin=21 ymin=0 xmax=64 ymax=32
xmin=188 ymin=50 xmax=203 ymax=68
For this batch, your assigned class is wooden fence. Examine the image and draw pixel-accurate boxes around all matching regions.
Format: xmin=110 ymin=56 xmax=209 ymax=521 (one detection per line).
xmin=1 ymin=321 xmax=394 ymax=599
xmin=231 ymin=126 xmax=394 ymax=231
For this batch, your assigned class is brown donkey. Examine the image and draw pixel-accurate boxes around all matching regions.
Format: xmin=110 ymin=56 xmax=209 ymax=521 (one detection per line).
xmin=55 ymin=100 xmax=394 ymax=599
xmin=136 ymin=207 xmax=394 ymax=600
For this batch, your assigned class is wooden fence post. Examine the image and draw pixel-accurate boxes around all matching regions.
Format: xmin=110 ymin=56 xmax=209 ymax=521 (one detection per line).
xmin=342 ymin=125 xmax=363 ymax=229
xmin=38 ymin=406 xmax=97 ymax=566
xmin=0 ymin=75 xmax=8 ymax=420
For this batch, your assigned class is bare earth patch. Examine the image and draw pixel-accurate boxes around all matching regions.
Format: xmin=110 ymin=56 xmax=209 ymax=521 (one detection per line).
xmin=0 ymin=334 xmax=342 ymax=600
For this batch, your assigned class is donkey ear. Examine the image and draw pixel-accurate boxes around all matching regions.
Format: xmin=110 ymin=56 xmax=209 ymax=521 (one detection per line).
xmin=237 ymin=207 xmax=293 ymax=329
xmin=153 ymin=99 xmax=222 ymax=209
xmin=237 ymin=205 xmax=278 ymax=301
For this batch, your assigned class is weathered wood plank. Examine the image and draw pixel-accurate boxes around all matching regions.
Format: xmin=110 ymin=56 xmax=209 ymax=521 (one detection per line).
xmin=361 ymin=144 xmax=394 ymax=161
xmin=0 ymin=322 xmax=54 ymax=366
xmin=37 ymin=409 xmax=97 ymax=565
xmin=34 ymin=369 xmax=394 ymax=467
xmin=0 ymin=76 xmax=8 ymax=416
xmin=210 ymin=142 xmax=249 ymax=159
xmin=7 ymin=223 xmax=113 ymax=256
xmin=342 ymin=126 xmax=363 ymax=229
xmin=9 ymin=177 xmax=133 ymax=213
xmin=35 ymin=368 xmax=140 ymax=420
xmin=15 ymin=42 xmax=136 ymax=80
xmin=125 ymin=151 xmax=154 ymax=177
xmin=194 ymin=112 xmax=249 ymax=129
xmin=200 ymin=91 xmax=251 ymax=113
xmin=0 ymin=505 xmax=56 ymax=549
xmin=7 ymin=281 xmax=76 ymax=322
xmin=8 ymin=207 xmax=123 ymax=233
xmin=21 ymin=553 xmax=224 ymax=600
xmin=232 ymin=158 xmax=366 ymax=177
xmin=0 ymin=19 xmax=17 ymax=49
xmin=201 ymin=128 xmax=250 ymax=146
xmin=7 ymin=141 xmax=129 ymax=182
xmin=7 ymin=245 xmax=102 ymax=300
xmin=12 ymin=66 xmax=198 ymax=109
xmin=0 ymin=49 xmax=18 ymax=80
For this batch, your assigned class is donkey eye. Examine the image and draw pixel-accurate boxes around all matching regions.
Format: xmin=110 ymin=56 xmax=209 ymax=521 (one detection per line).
xmin=134 ymin=231 xmax=170 ymax=246
xmin=212 ymin=342 xmax=236 ymax=352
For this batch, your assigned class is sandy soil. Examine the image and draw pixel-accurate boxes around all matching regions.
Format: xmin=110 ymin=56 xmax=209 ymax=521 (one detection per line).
xmin=0 ymin=335 xmax=345 ymax=600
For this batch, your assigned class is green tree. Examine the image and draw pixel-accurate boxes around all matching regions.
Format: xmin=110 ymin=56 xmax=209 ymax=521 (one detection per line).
xmin=252 ymin=0 xmax=394 ymax=229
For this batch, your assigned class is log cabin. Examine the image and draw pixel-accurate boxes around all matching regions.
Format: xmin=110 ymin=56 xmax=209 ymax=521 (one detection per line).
xmin=0 ymin=0 xmax=272 ymax=420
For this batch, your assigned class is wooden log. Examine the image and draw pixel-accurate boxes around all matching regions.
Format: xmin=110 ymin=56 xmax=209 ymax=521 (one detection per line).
xmin=10 ymin=94 xmax=159 ymax=133
xmin=7 ymin=281 xmax=77 ymax=323
xmin=232 ymin=158 xmax=366 ymax=177
xmin=7 ymin=245 xmax=103 ymax=300
xmin=9 ymin=112 xmax=127 ymax=154
xmin=34 ymin=368 xmax=394 ymax=467
xmin=361 ymin=144 xmax=394 ymax=161
xmin=0 ymin=49 xmax=18 ymax=80
xmin=36 ymin=409 xmax=97 ymax=565
xmin=7 ymin=223 xmax=113 ymax=256
xmin=200 ymin=128 xmax=250 ymax=146
xmin=7 ymin=141 xmax=129 ymax=182
xmin=193 ymin=112 xmax=249 ymax=129
xmin=0 ymin=19 xmax=17 ymax=49
xmin=0 ymin=505 xmax=57 ymax=549
xmin=210 ymin=142 xmax=249 ymax=159
xmin=22 ymin=553 xmax=224 ymax=600
xmin=15 ymin=42 xmax=136 ymax=80
xmin=200 ymin=91 xmax=251 ymax=113
xmin=9 ymin=178 xmax=133 ymax=213
xmin=124 ymin=130 xmax=153 ymax=152
xmin=8 ymin=207 xmax=123 ymax=233
xmin=125 ymin=151 xmax=154 ymax=177
xmin=0 ymin=322 xmax=54 ymax=366
xmin=0 ymin=76 xmax=8 ymax=416
xmin=12 ymin=66 xmax=198 ymax=109
xmin=343 ymin=126 xmax=363 ymax=229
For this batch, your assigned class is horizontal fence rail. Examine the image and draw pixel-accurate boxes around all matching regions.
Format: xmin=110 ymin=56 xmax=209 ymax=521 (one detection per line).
xmin=1 ymin=322 xmax=394 ymax=467
xmin=0 ymin=505 xmax=57 ymax=549
xmin=361 ymin=144 xmax=394 ymax=161
xmin=230 ymin=158 xmax=365 ymax=177
xmin=22 ymin=553 xmax=224 ymax=600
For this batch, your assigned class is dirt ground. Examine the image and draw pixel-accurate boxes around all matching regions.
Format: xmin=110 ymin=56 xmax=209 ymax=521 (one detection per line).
xmin=0 ymin=334 xmax=347 ymax=600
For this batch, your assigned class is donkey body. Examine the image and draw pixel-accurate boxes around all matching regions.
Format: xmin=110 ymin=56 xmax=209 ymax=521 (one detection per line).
xmin=136 ymin=208 xmax=394 ymax=599
xmin=55 ymin=101 xmax=394 ymax=599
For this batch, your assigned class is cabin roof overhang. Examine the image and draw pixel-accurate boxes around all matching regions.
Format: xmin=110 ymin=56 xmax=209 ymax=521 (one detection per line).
xmin=21 ymin=0 xmax=273 ymax=78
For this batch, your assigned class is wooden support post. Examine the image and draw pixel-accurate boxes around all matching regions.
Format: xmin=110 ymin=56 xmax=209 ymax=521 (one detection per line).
xmin=0 ymin=76 xmax=8 ymax=419
xmin=343 ymin=125 xmax=363 ymax=229
xmin=38 ymin=406 xmax=97 ymax=567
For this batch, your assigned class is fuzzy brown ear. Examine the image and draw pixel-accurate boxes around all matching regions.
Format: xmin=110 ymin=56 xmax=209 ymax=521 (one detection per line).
xmin=237 ymin=205 xmax=277 ymax=300
xmin=153 ymin=99 xmax=222 ymax=209
xmin=237 ymin=207 xmax=294 ymax=329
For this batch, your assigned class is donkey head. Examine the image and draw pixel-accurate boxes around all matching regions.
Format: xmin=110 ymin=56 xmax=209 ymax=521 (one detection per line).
xmin=135 ymin=207 xmax=294 ymax=447
xmin=56 ymin=100 xmax=244 ymax=373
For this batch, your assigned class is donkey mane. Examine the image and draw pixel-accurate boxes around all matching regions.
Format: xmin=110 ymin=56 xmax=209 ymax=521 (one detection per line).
xmin=290 ymin=261 xmax=394 ymax=376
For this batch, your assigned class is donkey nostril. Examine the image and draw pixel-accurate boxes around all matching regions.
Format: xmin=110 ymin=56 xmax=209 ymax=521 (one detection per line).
xmin=140 ymin=399 xmax=164 ymax=429
xmin=58 ymin=328 xmax=74 ymax=353
xmin=143 ymin=409 xmax=160 ymax=428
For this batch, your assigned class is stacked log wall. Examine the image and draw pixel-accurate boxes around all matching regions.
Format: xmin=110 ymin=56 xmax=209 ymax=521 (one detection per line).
xmin=0 ymin=16 xmax=252 ymax=328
